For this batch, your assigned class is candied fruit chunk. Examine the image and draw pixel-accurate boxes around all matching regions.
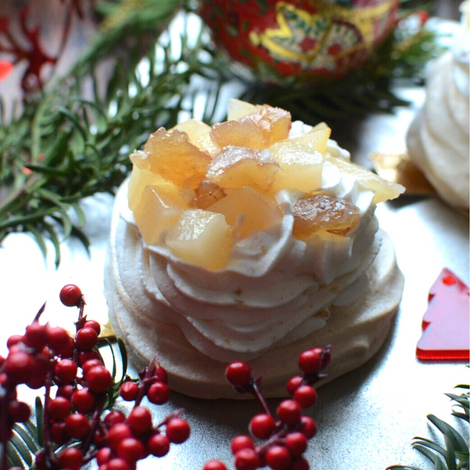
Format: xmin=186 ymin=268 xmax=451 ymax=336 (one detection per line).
xmin=325 ymin=155 xmax=405 ymax=203
xmin=293 ymin=194 xmax=360 ymax=239
xmin=195 ymin=180 xmax=226 ymax=209
xmin=288 ymin=122 xmax=331 ymax=156
xmin=206 ymin=146 xmax=280 ymax=191
xmin=132 ymin=128 xmax=211 ymax=189
xmin=208 ymin=186 xmax=282 ymax=239
xmin=227 ymin=99 xmax=257 ymax=120
xmin=173 ymin=120 xmax=219 ymax=155
xmin=166 ymin=209 xmax=232 ymax=271
xmin=212 ymin=102 xmax=291 ymax=149
xmin=269 ymin=142 xmax=323 ymax=193
xmin=133 ymin=185 xmax=187 ymax=246
xmin=248 ymin=105 xmax=291 ymax=147
xmin=128 ymin=164 xmax=167 ymax=212
xmin=211 ymin=119 xmax=265 ymax=150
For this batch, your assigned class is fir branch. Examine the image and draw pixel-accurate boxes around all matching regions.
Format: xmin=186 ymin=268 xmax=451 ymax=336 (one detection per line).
xmin=387 ymin=385 xmax=470 ymax=470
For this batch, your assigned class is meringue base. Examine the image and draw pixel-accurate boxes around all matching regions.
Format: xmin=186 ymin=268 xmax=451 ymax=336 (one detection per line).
xmin=104 ymin=223 xmax=404 ymax=400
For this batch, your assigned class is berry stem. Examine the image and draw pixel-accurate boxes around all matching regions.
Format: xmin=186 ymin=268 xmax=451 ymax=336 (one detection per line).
xmin=43 ymin=368 xmax=59 ymax=468
xmin=247 ymin=378 xmax=272 ymax=418
xmin=80 ymin=394 xmax=106 ymax=456
xmin=33 ymin=301 xmax=47 ymax=323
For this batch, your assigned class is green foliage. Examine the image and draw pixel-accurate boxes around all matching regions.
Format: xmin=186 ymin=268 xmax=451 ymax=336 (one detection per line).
xmin=388 ymin=385 xmax=470 ymax=470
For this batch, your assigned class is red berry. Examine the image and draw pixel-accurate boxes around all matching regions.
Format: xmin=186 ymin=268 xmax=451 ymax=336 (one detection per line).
xmin=166 ymin=418 xmax=190 ymax=444
xmin=105 ymin=410 xmax=126 ymax=427
xmin=294 ymin=385 xmax=317 ymax=409
xmin=234 ymin=448 xmax=260 ymax=470
xmin=128 ymin=406 xmax=152 ymax=434
xmin=107 ymin=458 xmax=130 ymax=470
xmin=81 ymin=358 xmax=102 ymax=375
xmin=60 ymin=284 xmax=83 ymax=307
xmin=231 ymin=435 xmax=255 ymax=454
xmin=79 ymin=350 xmax=101 ymax=366
xmin=47 ymin=327 xmax=71 ymax=353
xmin=277 ymin=400 xmax=302 ymax=425
xmin=225 ymin=361 xmax=252 ymax=387
xmin=76 ymin=327 xmax=98 ymax=350
xmin=72 ymin=388 xmax=96 ymax=414
xmin=203 ymin=460 xmax=228 ymax=470
xmin=56 ymin=385 xmax=75 ymax=399
xmin=120 ymin=381 xmax=139 ymax=401
xmin=65 ymin=413 xmax=90 ymax=438
xmin=35 ymin=451 xmax=48 ymax=470
xmin=26 ymin=353 xmax=49 ymax=389
xmin=58 ymin=336 xmax=75 ymax=358
xmin=47 ymin=397 xmax=71 ymax=421
xmin=108 ymin=423 xmax=132 ymax=450
xmin=117 ymin=437 xmax=145 ymax=463
xmin=299 ymin=416 xmax=317 ymax=439
xmin=8 ymin=401 xmax=31 ymax=422
xmin=147 ymin=382 xmax=170 ymax=405
xmin=7 ymin=335 xmax=24 ymax=349
xmin=285 ymin=432 xmax=308 ymax=457
xmin=5 ymin=351 xmax=35 ymax=384
xmin=51 ymin=422 xmax=68 ymax=445
xmin=287 ymin=376 xmax=303 ymax=396
xmin=96 ymin=448 xmax=112 ymax=465
xmin=152 ymin=364 xmax=168 ymax=384
xmin=86 ymin=366 xmax=112 ymax=393
xmin=25 ymin=322 xmax=48 ymax=350
xmin=291 ymin=457 xmax=310 ymax=470
xmin=298 ymin=350 xmax=321 ymax=374
xmin=55 ymin=359 xmax=78 ymax=384
xmin=84 ymin=320 xmax=101 ymax=335
xmin=58 ymin=448 xmax=83 ymax=470
xmin=147 ymin=433 xmax=170 ymax=457
xmin=249 ymin=414 xmax=275 ymax=440
xmin=265 ymin=445 xmax=292 ymax=470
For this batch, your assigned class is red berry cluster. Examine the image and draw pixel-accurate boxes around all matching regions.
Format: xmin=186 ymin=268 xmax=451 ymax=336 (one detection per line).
xmin=203 ymin=346 xmax=331 ymax=470
xmin=0 ymin=285 xmax=188 ymax=470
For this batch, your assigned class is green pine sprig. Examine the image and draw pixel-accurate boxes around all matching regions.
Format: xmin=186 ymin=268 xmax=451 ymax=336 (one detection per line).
xmin=387 ymin=385 xmax=470 ymax=470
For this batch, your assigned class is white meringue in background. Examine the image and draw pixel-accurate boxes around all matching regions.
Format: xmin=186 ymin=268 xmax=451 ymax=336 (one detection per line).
xmin=407 ymin=1 xmax=470 ymax=211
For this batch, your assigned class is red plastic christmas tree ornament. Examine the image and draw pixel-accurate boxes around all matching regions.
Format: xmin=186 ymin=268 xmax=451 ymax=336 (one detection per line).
xmin=416 ymin=268 xmax=469 ymax=361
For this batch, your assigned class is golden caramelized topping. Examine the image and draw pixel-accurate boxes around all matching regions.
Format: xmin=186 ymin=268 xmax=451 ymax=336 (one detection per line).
xmin=206 ymin=146 xmax=280 ymax=192
xmin=293 ymin=194 xmax=360 ymax=239
xmin=132 ymin=128 xmax=211 ymax=189
xmin=195 ymin=180 xmax=226 ymax=210
xmin=208 ymin=186 xmax=282 ymax=239
xmin=166 ymin=209 xmax=232 ymax=271
xmin=127 ymin=99 xmax=404 ymax=270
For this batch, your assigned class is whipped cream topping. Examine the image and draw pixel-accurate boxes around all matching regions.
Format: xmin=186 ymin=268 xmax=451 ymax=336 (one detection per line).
xmin=407 ymin=4 xmax=469 ymax=210
xmin=116 ymin=125 xmax=382 ymax=362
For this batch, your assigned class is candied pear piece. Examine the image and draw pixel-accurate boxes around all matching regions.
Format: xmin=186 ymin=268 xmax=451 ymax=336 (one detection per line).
xmin=166 ymin=209 xmax=232 ymax=271
xmin=206 ymin=146 xmax=280 ymax=192
xmin=227 ymin=99 xmax=257 ymax=120
xmin=293 ymin=194 xmax=360 ymax=239
xmin=325 ymin=155 xmax=405 ymax=204
xmin=211 ymin=119 xmax=265 ymax=149
xmin=208 ymin=186 xmax=282 ymax=239
xmin=195 ymin=180 xmax=226 ymax=210
xmin=211 ymin=103 xmax=291 ymax=149
xmin=133 ymin=185 xmax=187 ymax=246
xmin=249 ymin=105 xmax=292 ymax=147
xmin=269 ymin=142 xmax=323 ymax=193
xmin=288 ymin=122 xmax=331 ymax=156
xmin=132 ymin=128 xmax=211 ymax=189
xmin=173 ymin=120 xmax=219 ymax=155
xmin=128 ymin=164 xmax=167 ymax=212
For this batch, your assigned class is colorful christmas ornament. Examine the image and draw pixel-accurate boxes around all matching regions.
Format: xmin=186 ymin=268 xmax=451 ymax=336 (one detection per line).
xmin=199 ymin=0 xmax=399 ymax=85
xmin=416 ymin=268 xmax=470 ymax=362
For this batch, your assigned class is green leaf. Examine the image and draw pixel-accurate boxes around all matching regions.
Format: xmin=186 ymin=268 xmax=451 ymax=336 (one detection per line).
xmin=35 ymin=397 xmax=44 ymax=448
xmin=427 ymin=414 xmax=469 ymax=452
xmin=117 ymin=337 xmax=128 ymax=384
xmin=413 ymin=444 xmax=446 ymax=470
